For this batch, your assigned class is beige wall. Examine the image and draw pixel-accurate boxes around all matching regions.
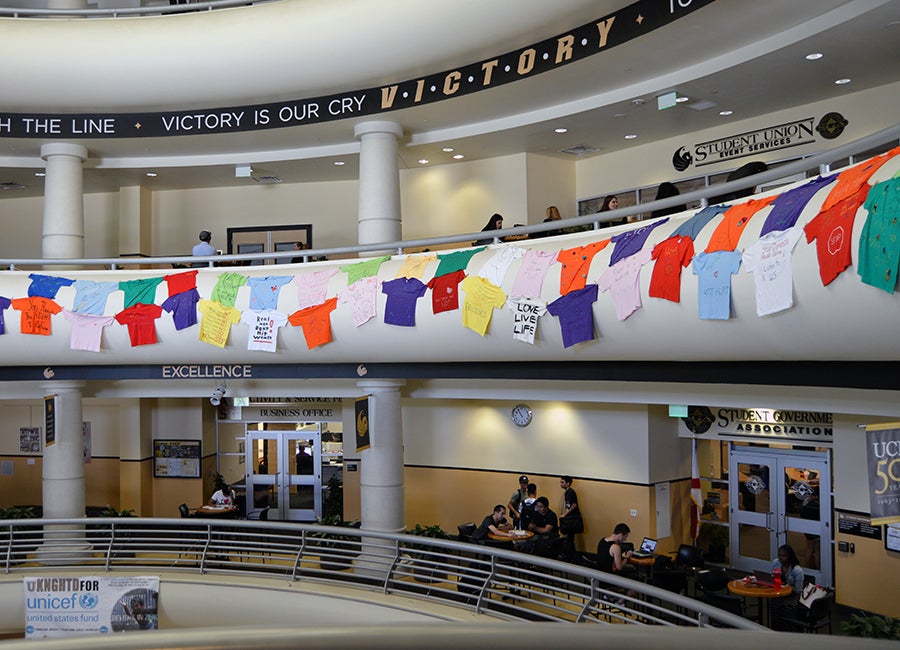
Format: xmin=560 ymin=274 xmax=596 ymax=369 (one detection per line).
xmin=525 ymin=153 xmax=576 ymax=225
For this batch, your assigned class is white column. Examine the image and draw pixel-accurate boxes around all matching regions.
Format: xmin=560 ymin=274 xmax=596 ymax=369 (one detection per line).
xmin=41 ymin=143 xmax=88 ymax=260
xmin=37 ymin=381 xmax=90 ymax=563
xmin=357 ymin=379 xmax=405 ymax=533
xmin=48 ymin=0 xmax=87 ymax=7
xmin=354 ymin=121 xmax=403 ymax=251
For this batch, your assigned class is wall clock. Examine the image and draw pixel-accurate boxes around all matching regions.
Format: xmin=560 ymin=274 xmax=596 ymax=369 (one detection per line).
xmin=511 ymin=404 xmax=533 ymax=427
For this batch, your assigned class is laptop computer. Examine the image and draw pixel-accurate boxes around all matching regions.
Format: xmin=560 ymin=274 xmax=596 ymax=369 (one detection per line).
xmin=631 ymin=537 xmax=658 ymax=558
xmin=753 ymin=570 xmax=774 ymax=586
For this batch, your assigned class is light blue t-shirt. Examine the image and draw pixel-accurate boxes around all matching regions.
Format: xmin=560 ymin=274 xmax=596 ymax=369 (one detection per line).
xmin=692 ymin=250 xmax=742 ymax=320
xmin=246 ymin=276 xmax=293 ymax=310
xmin=71 ymin=280 xmax=119 ymax=315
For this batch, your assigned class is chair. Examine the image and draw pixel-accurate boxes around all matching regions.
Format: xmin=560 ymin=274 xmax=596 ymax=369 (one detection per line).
xmin=457 ymin=523 xmax=476 ymax=543
xmin=245 ymin=506 xmax=270 ymax=521
xmin=694 ymin=568 xmax=744 ymax=618
xmin=178 ymin=503 xmax=192 ymax=518
xmin=650 ymin=555 xmax=687 ymax=595
xmin=674 ymin=544 xmax=704 ymax=572
xmin=782 ymin=588 xmax=834 ymax=634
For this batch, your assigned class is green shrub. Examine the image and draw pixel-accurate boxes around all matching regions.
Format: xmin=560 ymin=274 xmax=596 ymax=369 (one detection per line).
xmin=840 ymin=612 xmax=900 ymax=639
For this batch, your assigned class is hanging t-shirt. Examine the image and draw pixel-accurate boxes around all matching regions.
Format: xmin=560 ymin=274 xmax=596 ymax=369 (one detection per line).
xmin=557 ymin=239 xmax=610 ymax=295
xmin=198 ymin=299 xmax=242 ymax=347
xmin=381 ymin=277 xmax=427 ymax=327
xmin=292 ymin=268 xmax=338 ymax=310
xmin=161 ymin=288 xmax=200 ymax=330
xmin=759 ymin=175 xmax=836 ymax=237
xmin=506 ymin=297 xmax=547 ymax=345
xmin=339 ymin=276 xmax=380 ymax=327
xmin=163 ymin=269 xmax=198 ymax=297
xmin=288 ymin=297 xmax=338 ymax=349
xmin=115 ymin=303 xmax=163 ymax=346
xmin=240 ymin=309 xmax=289 ymax=352
xmin=11 ymin=296 xmax=62 ymax=335
xmin=119 ymin=277 xmax=164 ymax=309
xmin=509 ymin=249 xmax=558 ymax=299
xmin=27 ymin=273 xmax=74 ymax=299
xmin=821 ymin=145 xmax=899 ymax=212
xmin=63 ymin=310 xmax=115 ymax=352
xmin=649 ymin=235 xmax=695 ymax=303
xmin=246 ymin=275 xmax=292 ymax=310
xmin=608 ymin=218 xmax=669 ymax=266
xmin=460 ymin=275 xmax=506 ymax=336
xmin=803 ymin=184 xmax=868 ymax=286
xmin=210 ymin=272 xmax=247 ymax=307
xmin=596 ymin=248 xmax=652 ymax=321
xmin=71 ymin=280 xmax=119 ymax=315
xmin=433 ymin=247 xmax=485 ymax=277
xmin=395 ymin=253 xmax=436 ymax=279
xmin=704 ymin=196 xmax=777 ymax=253
xmin=671 ymin=204 xmax=729 ymax=240
xmin=340 ymin=255 xmax=391 ymax=284
xmin=0 ymin=296 xmax=10 ymax=335
xmin=742 ymin=227 xmax=803 ymax=317
xmin=692 ymin=251 xmax=742 ymax=320
xmin=546 ymin=284 xmax=598 ymax=348
xmin=476 ymin=246 xmax=525 ymax=286
xmin=858 ymin=177 xmax=900 ymax=293
xmin=426 ymin=270 xmax=465 ymax=314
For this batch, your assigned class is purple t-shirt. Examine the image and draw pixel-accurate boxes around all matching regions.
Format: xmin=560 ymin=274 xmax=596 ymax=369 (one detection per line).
xmin=608 ymin=218 xmax=669 ymax=266
xmin=161 ymin=288 xmax=200 ymax=330
xmin=546 ymin=284 xmax=598 ymax=348
xmin=760 ymin=175 xmax=836 ymax=237
xmin=382 ymin=278 xmax=427 ymax=327
xmin=27 ymin=273 xmax=75 ymax=299
xmin=0 ymin=296 xmax=10 ymax=334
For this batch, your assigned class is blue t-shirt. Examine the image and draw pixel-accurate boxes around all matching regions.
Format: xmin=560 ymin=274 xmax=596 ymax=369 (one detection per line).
xmin=760 ymin=175 xmax=836 ymax=237
xmin=27 ymin=273 xmax=75 ymax=299
xmin=161 ymin=288 xmax=200 ymax=330
xmin=547 ymin=283 xmax=598 ymax=348
xmin=382 ymin=278 xmax=427 ymax=327
xmin=246 ymin=276 xmax=292 ymax=310
xmin=71 ymin=280 xmax=119 ymax=315
xmin=671 ymin=205 xmax=729 ymax=239
xmin=692 ymin=250 xmax=742 ymax=320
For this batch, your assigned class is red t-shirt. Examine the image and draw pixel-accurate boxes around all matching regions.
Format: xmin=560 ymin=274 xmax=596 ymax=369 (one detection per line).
xmin=115 ymin=303 xmax=163 ymax=346
xmin=649 ymin=235 xmax=695 ymax=303
xmin=163 ymin=269 xmax=198 ymax=297
xmin=426 ymin=270 xmax=465 ymax=314
xmin=804 ymin=185 xmax=869 ymax=286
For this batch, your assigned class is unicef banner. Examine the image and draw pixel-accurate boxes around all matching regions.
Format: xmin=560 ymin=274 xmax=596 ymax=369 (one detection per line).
xmin=24 ymin=576 xmax=159 ymax=639
xmin=866 ymin=425 xmax=900 ymax=525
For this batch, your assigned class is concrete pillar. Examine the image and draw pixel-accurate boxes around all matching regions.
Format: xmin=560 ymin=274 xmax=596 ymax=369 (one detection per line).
xmin=48 ymin=0 xmax=88 ymax=7
xmin=357 ymin=379 xmax=405 ymax=533
xmin=41 ymin=143 xmax=88 ymax=260
xmin=118 ymin=185 xmax=152 ymax=256
xmin=354 ymin=121 xmax=403 ymax=251
xmin=37 ymin=381 xmax=90 ymax=563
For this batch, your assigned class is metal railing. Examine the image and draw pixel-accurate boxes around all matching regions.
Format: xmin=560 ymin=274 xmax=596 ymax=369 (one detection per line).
xmin=1 ymin=517 xmax=760 ymax=630
xmin=0 ymin=1 xmax=280 ymax=19
xmin=1 ymin=123 xmax=897 ymax=271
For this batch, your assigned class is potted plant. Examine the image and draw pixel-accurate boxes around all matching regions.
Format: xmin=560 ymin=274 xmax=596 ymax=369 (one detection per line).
xmin=405 ymin=524 xmax=454 ymax=582
xmin=314 ymin=513 xmax=361 ymax=571
xmin=841 ymin=612 xmax=900 ymax=639
xmin=697 ymin=522 xmax=728 ymax=563
xmin=99 ymin=505 xmax=136 ymax=558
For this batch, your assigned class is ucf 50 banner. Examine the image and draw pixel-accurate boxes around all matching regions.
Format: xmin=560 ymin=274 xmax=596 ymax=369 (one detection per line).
xmin=866 ymin=425 xmax=900 ymax=525
xmin=24 ymin=576 xmax=159 ymax=638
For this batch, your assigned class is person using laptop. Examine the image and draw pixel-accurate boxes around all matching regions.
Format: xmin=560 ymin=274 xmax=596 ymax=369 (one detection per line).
xmin=596 ymin=523 xmax=638 ymax=598
xmin=769 ymin=544 xmax=804 ymax=629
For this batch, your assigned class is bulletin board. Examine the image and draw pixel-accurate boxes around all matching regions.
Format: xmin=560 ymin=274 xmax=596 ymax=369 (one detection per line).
xmin=153 ymin=439 xmax=201 ymax=478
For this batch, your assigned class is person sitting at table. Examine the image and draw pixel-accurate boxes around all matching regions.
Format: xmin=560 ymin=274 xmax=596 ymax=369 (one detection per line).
xmin=596 ymin=523 xmax=638 ymax=599
xmin=526 ymin=496 xmax=559 ymax=557
xmin=208 ymin=483 xmax=236 ymax=508
xmin=768 ymin=543 xmax=804 ymax=629
xmin=470 ymin=504 xmax=514 ymax=544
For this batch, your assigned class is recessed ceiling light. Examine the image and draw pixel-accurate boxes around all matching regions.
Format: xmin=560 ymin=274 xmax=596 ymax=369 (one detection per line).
xmin=624 ymin=134 xmax=638 ymax=140
xmin=554 ymin=128 xmax=568 ymax=134
xmin=719 ymin=110 xmax=734 ymax=116
xmin=805 ymin=52 xmax=823 ymax=60
xmin=835 ymin=78 xmax=851 ymax=85
xmin=442 ymin=147 xmax=454 ymax=153
xmin=453 ymin=154 xmax=465 ymax=160
xmin=333 ymin=161 xmax=345 ymax=166
xmin=675 ymin=96 xmax=689 ymax=103
xmin=418 ymin=159 xmax=429 ymax=165
xmin=34 ymin=172 xmax=45 ymax=177
xmin=145 ymin=172 xmax=157 ymax=177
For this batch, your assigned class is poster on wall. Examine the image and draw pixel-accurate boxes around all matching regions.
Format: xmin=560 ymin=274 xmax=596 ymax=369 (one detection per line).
xmin=44 ymin=395 xmax=56 ymax=448
xmin=865 ymin=424 xmax=900 ymax=525
xmin=355 ymin=396 xmax=370 ymax=452
xmin=152 ymin=440 xmax=201 ymax=478
xmin=23 ymin=575 xmax=159 ymax=638
xmin=19 ymin=428 xmax=41 ymax=454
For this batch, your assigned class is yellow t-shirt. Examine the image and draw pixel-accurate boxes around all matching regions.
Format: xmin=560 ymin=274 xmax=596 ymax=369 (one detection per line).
xmin=460 ymin=276 xmax=506 ymax=336
xmin=198 ymin=300 xmax=241 ymax=348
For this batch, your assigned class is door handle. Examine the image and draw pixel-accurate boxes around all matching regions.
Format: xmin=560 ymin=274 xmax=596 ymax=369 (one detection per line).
xmin=766 ymin=512 xmax=774 ymax=531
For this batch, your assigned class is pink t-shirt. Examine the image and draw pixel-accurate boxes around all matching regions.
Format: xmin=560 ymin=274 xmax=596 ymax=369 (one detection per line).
xmin=339 ymin=276 xmax=380 ymax=327
xmin=596 ymin=248 xmax=652 ymax=321
xmin=509 ymin=249 xmax=558 ymax=299
xmin=64 ymin=310 xmax=115 ymax=352
xmin=292 ymin=269 xmax=338 ymax=310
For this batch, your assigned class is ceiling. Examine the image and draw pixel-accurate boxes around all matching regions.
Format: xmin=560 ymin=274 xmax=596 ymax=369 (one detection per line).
xmin=0 ymin=0 xmax=898 ymax=199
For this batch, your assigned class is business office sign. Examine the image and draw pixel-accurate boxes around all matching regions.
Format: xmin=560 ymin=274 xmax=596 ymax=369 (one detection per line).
xmin=680 ymin=405 xmax=833 ymax=444
xmin=0 ymin=0 xmax=713 ymax=139
xmin=24 ymin=576 xmax=159 ymax=638
xmin=866 ymin=424 xmax=900 ymax=525
xmin=240 ymin=398 xmax=343 ymax=422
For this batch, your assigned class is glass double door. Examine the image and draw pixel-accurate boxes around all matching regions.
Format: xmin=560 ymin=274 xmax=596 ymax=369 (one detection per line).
xmin=729 ymin=447 xmax=831 ymax=586
xmin=245 ymin=424 xmax=322 ymax=521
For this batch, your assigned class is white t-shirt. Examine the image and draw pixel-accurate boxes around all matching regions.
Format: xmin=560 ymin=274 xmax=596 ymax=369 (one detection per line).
xmin=742 ymin=227 xmax=803 ymax=317
xmin=210 ymin=489 xmax=234 ymax=507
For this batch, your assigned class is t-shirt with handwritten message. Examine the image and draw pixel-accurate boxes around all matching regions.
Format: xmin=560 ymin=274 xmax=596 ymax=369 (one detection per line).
xmin=288 ymin=297 xmax=338 ymax=349
xmin=596 ymin=248 xmax=652 ymax=321
xmin=608 ymin=218 xmax=669 ymax=266
xmin=382 ymin=278 xmax=427 ymax=326
xmin=506 ymin=297 xmax=547 ymax=344
xmin=692 ymin=250 xmax=742 ymax=320
xmin=742 ymin=227 xmax=803 ymax=317
xmin=395 ymin=253 xmax=436 ymax=279
xmin=339 ymin=276 xmax=380 ymax=327
xmin=546 ymin=284 xmax=598 ymax=348
xmin=71 ymin=280 xmax=119 ymax=315
xmin=433 ymin=247 xmax=485 ymax=277
xmin=27 ymin=273 xmax=74 ymax=299
xmin=115 ymin=303 xmax=163 ymax=346
xmin=119 ymin=277 xmax=164 ymax=309
xmin=704 ymin=196 xmax=776 ymax=253
xmin=246 ymin=275 xmax=292 ymax=310
xmin=858 ymin=177 xmax=900 ymax=293
xmin=509 ymin=249 xmax=558 ymax=299
xmin=426 ymin=270 xmax=465 ymax=314
xmin=64 ymin=310 xmax=115 ymax=352
xmin=649 ymin=235 xmax=694 ymax=303
xmin=803 ymin=185 xmax=868 ymax=286
xmin=210 ymin=272 xmax=247 ymax=307
xmin=163 ymin=269 xmax=198 ymax=297
xmin=820 ymin=145 xmax=899 ymax=211
xmin=460 ymin=276 xmax=506 ymax=336
xmin=0 ymin=296 xmax=10 ymax=335
xmin=476 ymin=246 xmax=524 ymax=286
xmin=292 ymin=268 xmax=338 ymax=310
xmin=198 ymin=300 xmax=242 ymax=347
xmin=161 ymin=288 xmax=200 ymax=330
xmin=11 ymin=296 xmax=62 ymax=335
xmin=240 ymin=309 xmax=288 ymax=352
xmin=340 ymin=255 xmax=391 ymax=284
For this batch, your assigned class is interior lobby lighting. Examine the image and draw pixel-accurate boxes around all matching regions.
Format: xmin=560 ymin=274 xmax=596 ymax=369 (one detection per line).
xmin=452 ymin=154 xmax=465 ymax=159
xmin=624 ymin=134 xmax=638 ymax=140
xmin=333 ymin=161 xmax=345 ymax=166
xmin=806 ymin=52 xmax=824 ymax=60
xmin=34 ymin=172 xmax=45 ymax=177
xmin=442 ymin=147 xmax=454 ymax=152
xmin=835 ymin=78 xmax=851 ymax=85
xmin=675 ymin=96 xmax=689 ymax=103
xmin=145 ymin=172 xmax=157 ymax=177
xmin=554 ymin=127 xmax=568 ymax=133
xmin=418 ymin=159 xmax=429 ymax=165
xmin=719 ymin=110 xmax=734 ymax=116
xmin=235 ymin=164 xmax=253 ymax=178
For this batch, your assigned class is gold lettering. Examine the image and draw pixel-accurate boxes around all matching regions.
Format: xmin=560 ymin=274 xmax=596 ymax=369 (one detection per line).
xmin=414 ymin=79 xmax=425 ymax=102
xmin=443 ymin=71 xmax=461 ymax=96
xmin=517 ymin=48 xmax=536 ymax=75
xmin=481 ymin=60 xmax=499 ymax=86
xmin=380 ymin=85 xmax=398 ymax=109
xmin=556 ymin=35 xmax=574 ymax=63
xmin=596 ymin=17 xmax=615 ymax=48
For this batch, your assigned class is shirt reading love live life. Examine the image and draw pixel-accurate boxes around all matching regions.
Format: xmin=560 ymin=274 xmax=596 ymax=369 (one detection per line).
xmin=506 ymin=297 xmax=547 ymax=345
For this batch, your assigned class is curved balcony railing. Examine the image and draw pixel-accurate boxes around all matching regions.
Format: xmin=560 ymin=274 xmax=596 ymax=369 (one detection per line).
xmin=0 ymin=1 xmax=280 ymax=19
xmin=2 ymin=517 xmax=761 ymax=631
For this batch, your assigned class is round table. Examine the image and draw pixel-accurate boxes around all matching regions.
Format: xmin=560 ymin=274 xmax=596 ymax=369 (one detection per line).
xmin=488 ymin=530 xmax=534 ymax=542
xmin=727 ymin=579 xmax=793 ymax=627
xmin=195 ymin=505 xmax=237 ymax=518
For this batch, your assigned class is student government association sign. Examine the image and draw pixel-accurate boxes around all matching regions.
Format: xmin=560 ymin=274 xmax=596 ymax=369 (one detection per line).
xmin=24 ymin=576 xmax=159 ymax=638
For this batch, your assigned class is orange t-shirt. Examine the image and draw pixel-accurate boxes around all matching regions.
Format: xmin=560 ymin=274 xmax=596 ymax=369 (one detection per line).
xmin=557 ymin=239 xmax=610 ymax=295
xmin=288 ymin=297 xmax=338 ymax=349
xmin=820 ymin=146 xmax=900 ymax=212
xmin=704 ymin=196 xmax=776 ymax=253
xmin=11 ymin=296 xmax=62 ymax=335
